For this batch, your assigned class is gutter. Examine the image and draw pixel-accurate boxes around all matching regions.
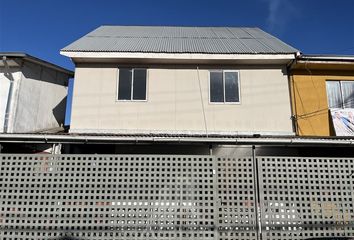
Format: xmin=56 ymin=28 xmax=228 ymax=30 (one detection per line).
xmin=298 ymin=55 xmax=354 ymax=62
xmin=2 ymin=56 xmax=15 ymax=133
xmin=0 ymin=133 xmax=354 ymax=146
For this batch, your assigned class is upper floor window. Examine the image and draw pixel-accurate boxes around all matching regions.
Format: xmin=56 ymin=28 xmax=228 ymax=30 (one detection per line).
xmin=117 ymin=68 xmax=147 ymax=101
xmin=209 ymin=70 xmax=240 ymax=103
xmin=326 ymin=80 xmax=354 ymax=108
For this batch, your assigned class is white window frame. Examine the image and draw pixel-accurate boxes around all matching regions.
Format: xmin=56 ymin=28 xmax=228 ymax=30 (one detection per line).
xmin=209 ymin=70 xmax=241 ymax=104
xmin=116 ymin=68 xmax=148 ymax=102
xmin=326 ymin=80 xmax=354 ymax=109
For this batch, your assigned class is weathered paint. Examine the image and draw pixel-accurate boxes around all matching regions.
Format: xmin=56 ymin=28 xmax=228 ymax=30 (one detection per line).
xmin=0 ymin=68 xmax=21 ymax=133
xmin=291 ymin=67 xmax=354 ymax=136
xmin=0 ymin=60 xmax=70 ymax=133
xmin=70 ymin=64 xmax=293 ymax=135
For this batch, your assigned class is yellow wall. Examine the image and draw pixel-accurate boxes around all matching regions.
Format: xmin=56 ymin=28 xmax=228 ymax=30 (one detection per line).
xmin=291 ymin=69 xmax=354 ymax=136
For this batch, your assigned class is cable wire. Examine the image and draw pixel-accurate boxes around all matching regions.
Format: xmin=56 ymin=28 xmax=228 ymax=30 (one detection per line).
xmin=197 ymin=66 xmax=209 ymax=137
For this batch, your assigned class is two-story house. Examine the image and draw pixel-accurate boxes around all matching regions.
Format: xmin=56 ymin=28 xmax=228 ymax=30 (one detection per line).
xmin=61 ymin=26 xmax=299 ymax=137
xmin=3 ymin=26 xmax=354 ymax=240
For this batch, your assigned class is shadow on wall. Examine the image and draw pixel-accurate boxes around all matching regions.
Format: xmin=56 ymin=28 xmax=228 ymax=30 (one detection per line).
xmin=53 ymin=96 xmax=67 ymax=126
xmin=55 ymin=237 xmax=83 ymax=240
xmin=328 ymin=109 xmax=336 ymax=136
xmin=22 ymin=61 xmax=68 ymax=86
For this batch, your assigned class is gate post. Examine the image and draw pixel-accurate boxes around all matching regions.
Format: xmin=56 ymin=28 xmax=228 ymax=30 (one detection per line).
xmin=252 ymin=145 xmax=262 ymax=240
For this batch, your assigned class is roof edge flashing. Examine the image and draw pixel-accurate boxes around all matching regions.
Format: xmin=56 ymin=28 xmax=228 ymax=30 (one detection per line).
xmin=60 ymin=51 xmax=297 ymax=62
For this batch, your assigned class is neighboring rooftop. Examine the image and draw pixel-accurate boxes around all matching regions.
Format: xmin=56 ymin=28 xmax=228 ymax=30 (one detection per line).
xmin=292 ymin=54 xmax=354 ymax=71
xmin=61 ymin=25 xmax=298 ymax=54
xmin=298 ymin=54 xmax=354 ymax=62
xmin=0 ymin=52 xmax=74 ymax=76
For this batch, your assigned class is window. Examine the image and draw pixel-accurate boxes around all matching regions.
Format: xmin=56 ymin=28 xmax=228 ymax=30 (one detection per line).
xmin=209 ymin=70 xmax=240 ymax=103
xmin=117 ymin=68 xmax=147 ymax=101
xmin=326 ymin=80 xmax=354 ymax=108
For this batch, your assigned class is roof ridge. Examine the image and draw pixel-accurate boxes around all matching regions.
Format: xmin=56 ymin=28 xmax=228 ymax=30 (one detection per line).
xmin=98 ymin=25 xmax=260 ymax=28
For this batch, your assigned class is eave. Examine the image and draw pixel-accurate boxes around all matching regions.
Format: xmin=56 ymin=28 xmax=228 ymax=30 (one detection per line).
xmin=60 ymin=51 xmax=297 ymax=65
xmin=1 ymin=133 xmax=354 ymax=147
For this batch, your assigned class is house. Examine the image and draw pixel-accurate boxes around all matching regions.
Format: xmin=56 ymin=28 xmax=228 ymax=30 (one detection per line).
xmin=61 ymin=25 xmax=299 ymax=136
xmin=1 ymin=28 xmax=354 ymax=240
xmin=0 ymin=53 xmax=73 ymax=133
xmin=290 ymin=55 xmax=354 ymax=136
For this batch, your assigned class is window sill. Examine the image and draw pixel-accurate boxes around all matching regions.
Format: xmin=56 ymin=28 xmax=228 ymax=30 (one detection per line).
xmin=209 ymin=102 xmax=241 ymax=105
xmin=116 ymin=99 xmax=148 ymax=102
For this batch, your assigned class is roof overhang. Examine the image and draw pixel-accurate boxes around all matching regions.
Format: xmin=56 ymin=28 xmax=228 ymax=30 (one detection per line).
xmin=1 ymin=133 xmax=354 ymax=147
xmin=0 ymin=52 xmax=74 ymax=76
xmin=60 ymin=51 xmax=297 ymax=65
xmin=292 ymin=54 xmax=354 ymax=71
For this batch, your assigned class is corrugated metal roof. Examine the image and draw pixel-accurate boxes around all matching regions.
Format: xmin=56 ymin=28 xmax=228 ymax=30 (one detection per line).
xmin=62 ymin=26 xmax=298 ymax=54
xmin=1 ymin=133 xmax=354 ymax=146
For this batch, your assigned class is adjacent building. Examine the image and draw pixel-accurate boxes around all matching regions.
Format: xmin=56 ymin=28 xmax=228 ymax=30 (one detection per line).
xmin=61 ymin=25 xmax=299 ymax=136
xmin=0 ymin=53 xmax=73 ymax=133
xmin=290 ymin=55 xmax=354 ymax=136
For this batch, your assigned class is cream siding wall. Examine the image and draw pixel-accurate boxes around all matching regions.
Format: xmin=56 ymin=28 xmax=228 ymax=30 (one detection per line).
xmin=70 ymin=65 xmax=293 ymax=135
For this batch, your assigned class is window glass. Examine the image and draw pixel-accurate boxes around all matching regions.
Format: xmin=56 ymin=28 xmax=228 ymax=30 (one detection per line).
xmin=341 ymin=81 xmax=354 ymax=108
xmin=225 ymin=72 xmax=239 ymax=102
xmin=210 ymin=71 xmax=224 ymax=102
xmin=133 ymin=69 xmax=147 ymax=100
xmin=118 ymin=69 xmax=132 ymax=100
xmin=326 ymin=81 xmax=342 ymax=108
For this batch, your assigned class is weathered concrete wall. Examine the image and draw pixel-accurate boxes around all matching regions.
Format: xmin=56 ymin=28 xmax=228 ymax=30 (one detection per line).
xmin=70 ymin=64 xmax=293 ymax=135
xmin=11 ymin=61 xmax=69 ymax=133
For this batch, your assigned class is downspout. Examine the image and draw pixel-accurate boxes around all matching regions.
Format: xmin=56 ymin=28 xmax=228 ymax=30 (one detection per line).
xmin=3 ymin=56 xmax=15 ymax=133
xmin=287 ymin=53 xmax=300 ymax=135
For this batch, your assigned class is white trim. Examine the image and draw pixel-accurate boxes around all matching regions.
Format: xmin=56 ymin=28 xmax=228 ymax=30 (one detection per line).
xmin=116 ymin=68 xmax=148 ymax=102
xmin=60 ymin=51 xmax=296 ymax=61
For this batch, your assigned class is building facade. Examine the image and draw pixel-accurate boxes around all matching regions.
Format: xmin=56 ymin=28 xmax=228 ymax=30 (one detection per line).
xmin=61 ymin=26 xmax=299 ymax=136
xmin=0 ymin=53 xmax=73 ymax=133
xmin=290 ymin=55 xmax=354 ymax=136
xmin=1 ymin=27 xmax=354 ymax=240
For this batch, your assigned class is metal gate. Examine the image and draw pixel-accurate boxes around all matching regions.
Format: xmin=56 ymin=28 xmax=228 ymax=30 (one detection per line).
xmin=258 ymin=157 xmax=354 ymax=240
xmin=0 ymin=154 xmax=353 ymax=240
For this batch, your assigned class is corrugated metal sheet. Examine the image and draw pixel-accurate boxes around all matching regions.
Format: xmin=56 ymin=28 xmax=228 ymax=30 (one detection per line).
xmin=1 ymin=133 xmax=354 ymax=146
xmin=62 ymin=26 xmax=298 ymax=54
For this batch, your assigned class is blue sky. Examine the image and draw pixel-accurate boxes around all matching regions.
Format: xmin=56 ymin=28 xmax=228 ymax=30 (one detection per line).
xmin=0 ymin=0 xmax=354 ymax=70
